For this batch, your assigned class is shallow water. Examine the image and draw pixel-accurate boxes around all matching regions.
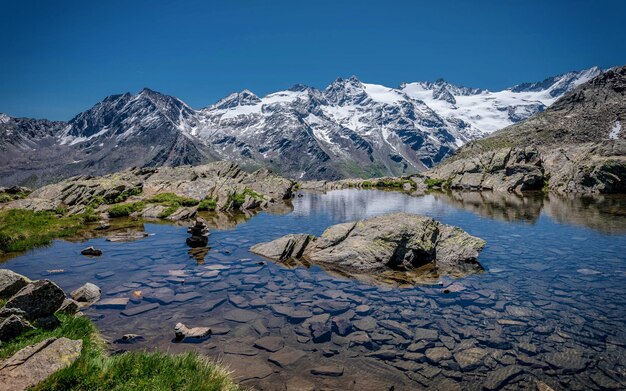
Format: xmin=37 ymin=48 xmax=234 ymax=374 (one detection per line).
xmin=3 ymin=189 xmax=626 ymax=390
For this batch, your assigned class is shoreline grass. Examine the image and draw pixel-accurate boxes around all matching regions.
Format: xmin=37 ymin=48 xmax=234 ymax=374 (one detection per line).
xmin=0 ymin=209 xmax=88 ymax=254
xmin=0 ymin=313 xmax=241 ymax=391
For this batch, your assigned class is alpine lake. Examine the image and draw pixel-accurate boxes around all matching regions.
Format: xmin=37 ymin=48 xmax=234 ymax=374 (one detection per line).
xmin=2 ymin=189 xmax=626 ymax=390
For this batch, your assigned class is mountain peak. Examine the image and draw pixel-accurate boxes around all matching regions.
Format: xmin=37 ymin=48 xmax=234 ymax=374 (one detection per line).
xmin=323 ymin=76 xmax=368 ymax=105
xmin=509 ymin=66 xmax=603 ymax=96
xmin=212 ymin=89 xmax=261 ymax=110
xmin=288 ymin=83 xmax=312 ymax=92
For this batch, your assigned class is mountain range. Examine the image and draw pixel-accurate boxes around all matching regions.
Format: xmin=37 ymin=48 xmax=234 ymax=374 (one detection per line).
xmin=0 ymin=66 xmax=603 ymax=187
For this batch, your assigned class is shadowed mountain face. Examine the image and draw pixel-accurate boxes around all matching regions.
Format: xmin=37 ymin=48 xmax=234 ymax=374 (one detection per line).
xmin=0 ymin=68 xmax=602 ymax=187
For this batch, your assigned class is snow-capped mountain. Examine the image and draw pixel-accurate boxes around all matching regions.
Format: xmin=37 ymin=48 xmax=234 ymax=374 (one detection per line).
xmin=401 ymin=66 xmax=602 ymax=136
xmin=0 ymin=67 xmax=603 ymax=187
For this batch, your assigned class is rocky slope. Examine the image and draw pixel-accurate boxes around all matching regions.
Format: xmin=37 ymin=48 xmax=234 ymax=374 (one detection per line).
xmin=2 ymin=161 xmax=295 ymax=220
xmin=424 ymin=66 xmax=626 ymax=194
xmin=250 ymin=213 xmax=485 ymax=285
xmin=0 ymin=68 xmax=600 ymax=187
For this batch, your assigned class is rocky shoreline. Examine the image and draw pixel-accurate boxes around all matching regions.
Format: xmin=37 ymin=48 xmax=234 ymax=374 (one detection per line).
xmin=0 ymin=161 xmax=295 ymax=230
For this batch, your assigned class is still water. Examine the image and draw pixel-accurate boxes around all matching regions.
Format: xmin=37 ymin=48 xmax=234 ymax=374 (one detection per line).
xmin=3 ymin=190 xmax=626 ymax=390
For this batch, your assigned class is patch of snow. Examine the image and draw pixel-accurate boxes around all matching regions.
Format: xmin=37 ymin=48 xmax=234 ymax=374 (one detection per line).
xmin=0 ymin=113 xmax=11 ymax=124
xmin=362 ymin=83 xmax=404 ymax=104
xmin=609 ymin=121 xmax=622 ymax=140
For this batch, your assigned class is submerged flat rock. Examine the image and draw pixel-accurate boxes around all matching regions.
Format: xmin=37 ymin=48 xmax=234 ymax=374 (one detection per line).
xmin=121 ymin=303 xmax=159 ymax=316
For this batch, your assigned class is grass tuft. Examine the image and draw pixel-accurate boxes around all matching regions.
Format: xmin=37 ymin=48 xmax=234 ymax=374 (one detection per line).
xmin=424 ymin=178 xmax=448 ymax=189
xmin=146 ymin=193 xmax=199 ymax=207
xmin=108 ymin=202 xmax=146 ymax=218
xmin=229 ymin=188 xmax=262 ymax=209
xmin=197 ymin=197 xmax=218 ymax=211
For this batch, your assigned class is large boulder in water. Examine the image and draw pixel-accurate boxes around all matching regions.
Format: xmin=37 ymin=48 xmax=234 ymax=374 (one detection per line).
xmin=4 ymin=280 xmax=66 ymax=321
xmin=250 ymin=213 xmax=485 ymax=280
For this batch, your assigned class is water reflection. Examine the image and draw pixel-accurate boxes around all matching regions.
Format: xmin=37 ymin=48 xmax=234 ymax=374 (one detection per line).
xmin=295 ymin=188 xmax=626 ymax=234
xmin=430 ymin=191 xmax=544 ymax=223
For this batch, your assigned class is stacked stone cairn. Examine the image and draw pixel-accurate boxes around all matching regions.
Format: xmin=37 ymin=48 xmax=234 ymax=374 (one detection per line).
xmin=186 ymin=218 xmax=210 ymax=248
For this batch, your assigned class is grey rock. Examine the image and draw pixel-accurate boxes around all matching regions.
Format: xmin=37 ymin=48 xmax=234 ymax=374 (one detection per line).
xmin=224 ymin=344 xmax=258 ymax=356
xmin=250 ymin=234 xmax=312 ymax=262
xmin=174 ymin=322 xmax=211 ymax=341
xmin=93 ymin=297 xmax=129 ymax=309
xmin=251 ymin=213 xmax=485 ymax=283
xmin=482 ymin=365 xmax=524 ymax=390
xmin=121 ymin=303 xmax=159 ymax=316
xmin=414 ymin=327 xmax=439 ymax=341
xmin=310 ymin=365 xmax=344 ymax=376
xmin=268 ymin=346 xmax=306 ymax=367
xmin=34 ymin=315 xmax=61 ymax=330
xmin=269 ymin=305 xmax=313 ymax=322
xmin=425 ymin=346 xmax=452 ymax=363
xmin=0 ymin=337 xmax=82 ymax=391
xmin=223 ymin=309 xmax=259 ymax=323
xmin=254 ymin=336 xmax=285 ymax=352
xmin=453 ymin=347 xmax=489 ymax=371
xmin=353 ymin=316 xmax=377 ymax=332
xmin=80 ymin=246 xmax=103 ymax=256
xmin=70 ymin=283 xmax=101 ymax=305
xmin=173 ymin=292 xmax=202 ymax=303
xmin=0 ymin=315 xmax=34 ymax=342
xmin=331 ymin=317 xmax=352 ymax=337
xmin=367 ymin=349 xmax=397 ymax=360
xmin=117 ymin=334 xmax=145 ymax=343
xmin=56 ymin=299 xmax=80 ymax=315
xmin=544 ymin=349 xmax=588 ymax=373
xmin=378 ymin=319 xmax=413 ymax=339
xmin=0 ymin=269 xmax=30 ymax=298
xmin=355 ymin=304 xmax=371 ymax=314
xmin=222 ymin=356 xmax=273 ymax=381
xmin=4 ymin=280 xmax=66 ymax=321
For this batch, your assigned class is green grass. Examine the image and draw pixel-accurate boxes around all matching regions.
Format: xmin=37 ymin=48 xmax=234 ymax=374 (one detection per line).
xmin=0 ymin=314 xmax=241 ymax=391
xmin=88 ymin=195 xmax=107 ymax=209
xmin=158 ymin=204 xmax=180 ymax=218
xmin=197 ymin=197 xmax=218 ymax=211
xmin=110 ymin=187 xmax=142 ymax=204
xmin=424 ymin=178 xmax=448 ymax=189
xmin=82 ymin=206 xmax=101 ymax=222
xmin=141 ymin=193 xmax=201 ymax=219
xmin=229 ymin=188 xmax=262 ymax=209
xmin=0 ymin=209 xmax=86 ymax=254
xmin=108 ymin=202 xmax=146 ymax=218
xmin=146 ymin=193 xmax=200 ymax=207
xmin=374 ymin=179 xmax=412 ymax=188
xmin=0 ymin=189 xmax=31 ymax=203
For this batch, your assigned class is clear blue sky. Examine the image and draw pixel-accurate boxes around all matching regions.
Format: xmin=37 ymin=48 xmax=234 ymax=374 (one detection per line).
xmin=1 ymin=0 xmax=625 ymax=120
